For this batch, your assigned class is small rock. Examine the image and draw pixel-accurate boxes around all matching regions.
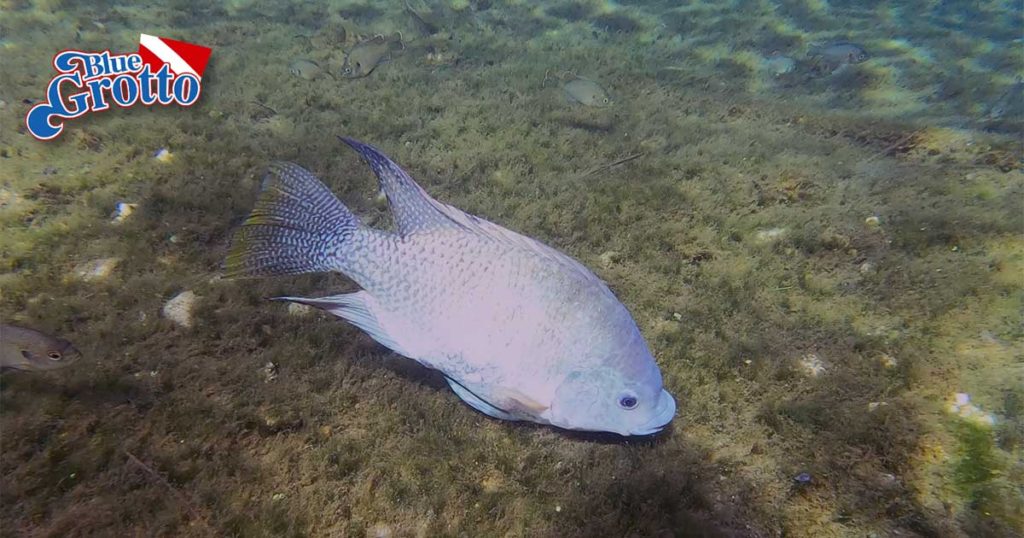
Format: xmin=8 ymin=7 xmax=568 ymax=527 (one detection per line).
xmin=287 ymin=302 xmax=314 ymax=316
xmin=598 ymin=250 xmax=621 ymax=269
xmin=71 ymin=257 xmax=120 ymax=281
xmin=794 ymin=472 xmax=812 ymax=485
xmin=864 ymin=215 xmax=881 ymax=227
xmin=867 ymin=401 xmax=888 ymax=412
xmin=798 ymin=353 xmax=827 ymax=377
xmin=367 ymin=523 xmax=393 ymax=538
xmin=878 ymin=353 xmax=898 ymax=369
xmin=162 ymin=290 xmax=196 ymax=328
xmin=271 ymin=492 xmax=285 ymax=501
xmin=262 ymin=361 xmax=279 ymax=383
xmin=754 ymin=227 xmax=787 ymax=244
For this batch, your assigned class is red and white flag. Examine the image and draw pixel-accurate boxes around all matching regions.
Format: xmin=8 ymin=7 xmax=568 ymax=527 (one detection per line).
xmin=138 ymin=34 xmax=212 ymax=78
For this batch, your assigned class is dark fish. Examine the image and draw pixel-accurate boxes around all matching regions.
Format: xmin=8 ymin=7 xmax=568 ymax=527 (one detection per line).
xmin=1 ymin=323 xmax=82 ymax=372
xmin=341 ymin=36 xmax=395 ymax=79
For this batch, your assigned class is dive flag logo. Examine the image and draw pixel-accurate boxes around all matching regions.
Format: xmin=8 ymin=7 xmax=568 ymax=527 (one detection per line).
xmin=138 ymin=34 xmax=212 ymax=78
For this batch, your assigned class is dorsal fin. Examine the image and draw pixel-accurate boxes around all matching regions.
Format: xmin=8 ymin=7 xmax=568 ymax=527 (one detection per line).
xmin=340 ymin=137 xmax=462 ymax=236
xmin=339 ymin=137 xmax=612 ymax=292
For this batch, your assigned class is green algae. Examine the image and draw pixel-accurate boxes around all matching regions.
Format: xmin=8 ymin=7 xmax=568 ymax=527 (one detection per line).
xmin=1 ymin=1 xmax=1022 ymax=537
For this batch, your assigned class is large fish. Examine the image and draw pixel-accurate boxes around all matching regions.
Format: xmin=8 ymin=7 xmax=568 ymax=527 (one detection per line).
xmin=1 ymin=323 xmax=82 ymax=372
xmin=226 ymin=138 xmax=676 ymax=435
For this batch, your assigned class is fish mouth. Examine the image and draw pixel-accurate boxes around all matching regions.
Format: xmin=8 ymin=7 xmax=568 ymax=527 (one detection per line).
xmin=630 ymin=389 xmax=677 ymax=436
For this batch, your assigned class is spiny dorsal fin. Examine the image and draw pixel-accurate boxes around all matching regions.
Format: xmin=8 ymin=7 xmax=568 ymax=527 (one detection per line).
xmin=340 ymin=137 xmax=611 ymax=292
xmin=340 ymin=137 xmax=462 ymax=236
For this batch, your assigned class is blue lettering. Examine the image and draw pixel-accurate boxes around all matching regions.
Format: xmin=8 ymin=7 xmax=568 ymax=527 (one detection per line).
xmin=26 ymin=72 xmax=90 ymax=140
xmin=54 ymin=51 xmax=92 ymax=74
xmin=137 ymin=65 xmax=157 ymax=105
xmin=28 ymin=51 xmax=206 ymax=140
xmin=83 ymin=52 xmax=106 ymax=78
xmin=172 ymin=74 xmax=200 ymax=105
xmin=45 ymin=72 xmax=89 ymax=117
xmin=110 ymin=75 xmax=138 ymax=107
xmin=126 ymin=54 xmax=142 ymax=72
xmin=86 ymin=78 xmax=113 ymax=111
xmin=154 ymin=64 xmax=173 ymax=104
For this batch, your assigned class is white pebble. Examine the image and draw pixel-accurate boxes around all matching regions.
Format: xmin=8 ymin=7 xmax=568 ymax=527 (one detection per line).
xmin=163 ymin=290 xmax=197 ymax=328
xmin=287 ymin=302 xmax=314 ymax=316
xmin=754 ymin=227 xmax=787 ymax=244
xmin=71 ymin=257 xmax=120 ymax=281
xmin=798 ymin=353 xmax=827 ymax=377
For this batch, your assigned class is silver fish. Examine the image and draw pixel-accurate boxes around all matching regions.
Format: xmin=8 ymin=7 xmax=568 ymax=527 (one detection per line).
xmin=563 ymin=76 xmax=612 ymax=107
xmin=226 ymin=138 xmax=676 ymax=436
xmin=1 ymin=323 xmax=82 ymax=372
xmin=810 ymin=42 xmax=869 ymax=71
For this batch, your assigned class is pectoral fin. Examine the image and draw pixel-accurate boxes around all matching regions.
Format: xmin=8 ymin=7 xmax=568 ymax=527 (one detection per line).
xmin=491 ymin=387 xmax=550 ymax=415
xmin=444 ymin=377 xmax=518 ymax=421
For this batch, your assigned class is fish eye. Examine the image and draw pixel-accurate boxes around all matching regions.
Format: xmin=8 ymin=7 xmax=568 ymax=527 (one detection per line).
xmin=603 ymin=97 xmax=609 ymax=104
xmin=47 ymin=351 xmax=63 ymax=361
xmin=618 ymin=393 xmax=639 ymax=410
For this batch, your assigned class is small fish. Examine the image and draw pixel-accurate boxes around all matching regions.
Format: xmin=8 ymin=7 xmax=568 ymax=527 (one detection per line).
xmin=405 ymin=0 xmax=443 ymax=36
xmin=762 ymin=53 xmax=796 ymax=76
xmin=1 ymin=324 xmax=82 ymax=372
xmin=987 ymin=79 xmax=1023 ymax=120
xmin=341 ymin=36 xmax=394 ymax=79
xmin=563 ymin=76 xmax=612 ymax=107
xmin=288 ymin=59 xmax=326 ymax=80
xmin=226 ymin=138 xmax=676 ymax=436
xmin=810 ymin=42 xmax=869 ymax=71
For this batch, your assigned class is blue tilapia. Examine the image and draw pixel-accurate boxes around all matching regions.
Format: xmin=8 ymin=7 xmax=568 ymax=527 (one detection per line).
xmin=226 ymin=138 xmax=676 ymax=436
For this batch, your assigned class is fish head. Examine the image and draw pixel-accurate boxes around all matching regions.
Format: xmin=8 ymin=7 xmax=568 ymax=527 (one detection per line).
xmin=340 ymin=55 xmax=362 ymax=78
xmin=17 ymin=337 xmax=82 ymax=371
xmin=546 ymin=359 xmax=676 ymax=436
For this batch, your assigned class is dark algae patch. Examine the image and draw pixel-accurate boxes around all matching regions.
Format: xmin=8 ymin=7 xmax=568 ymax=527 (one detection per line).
xmin=1 ymin=0 xmax=1023 ymax=537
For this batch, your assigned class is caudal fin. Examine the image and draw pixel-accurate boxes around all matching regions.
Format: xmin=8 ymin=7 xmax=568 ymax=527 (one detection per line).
xmin=225 ymin=162 xmax=359 ymax=278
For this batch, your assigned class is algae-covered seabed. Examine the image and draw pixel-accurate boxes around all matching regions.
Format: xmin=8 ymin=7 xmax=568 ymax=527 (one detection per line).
xmin=1 ymin=1 xmax=1022 ymax=537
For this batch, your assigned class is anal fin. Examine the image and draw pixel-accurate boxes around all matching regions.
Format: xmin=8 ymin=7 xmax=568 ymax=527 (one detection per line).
xmin=274 ymin=292 xmax=410 ymax=357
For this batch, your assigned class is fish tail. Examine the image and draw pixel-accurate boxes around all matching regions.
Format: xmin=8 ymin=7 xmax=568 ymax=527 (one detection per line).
xmin=225 ymin=162 xmax=360 ymax=278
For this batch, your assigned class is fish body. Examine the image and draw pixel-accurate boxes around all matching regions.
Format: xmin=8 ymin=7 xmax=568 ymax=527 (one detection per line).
xmin=988 ymin=79 xmax=1023 ymax=120
xmin=341 ymin=37 xmax=392 ymax=78
xmin=1 ymin=324 xmax=82 ymax=372
xmin=227 ymin=139 xmax=676 ymax=436
xmin=289 ymin=59 xmax=324 ymax=80
xmin=810 ymin=42 xmax=869 ymax=71
xmin=563 ymin=77 xmax=612 ymax=107
xmin=762 ymin=54 xmax=796 ymax=76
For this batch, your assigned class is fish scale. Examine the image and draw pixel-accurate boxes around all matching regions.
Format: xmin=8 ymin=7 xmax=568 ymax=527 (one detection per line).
xmin=226 ymin=138 xmax=676 ymax=435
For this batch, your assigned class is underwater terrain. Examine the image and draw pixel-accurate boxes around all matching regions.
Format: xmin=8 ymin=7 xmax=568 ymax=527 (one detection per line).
xmin=1 ymin=0 xmax=1021 ymax=536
